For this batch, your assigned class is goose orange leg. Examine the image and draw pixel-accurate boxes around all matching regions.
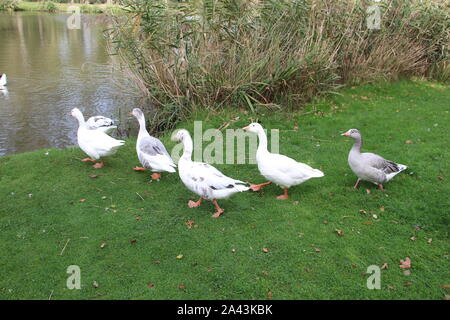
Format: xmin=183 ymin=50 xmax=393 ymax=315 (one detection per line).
xmin=81 ymin=158 xmax=96 ymax=162
xmin=211 ymin=199 xmax=224 ymax=218
xmin=93 ymin=161 xmax=104 ymax=168
xmin=276 ymin=188 xmax=289 ymax=200
xmin=378 ymin=184 xmax=384 ymax=192
xmin=249 ymin=181 xmax=272 ymax=192
xmin=151 ymin=173 xmax=161 ymax=180
xmin=353 ymin=178 xmax=361 ymax=189
xmin=188 ymin=197 xmax=203 ymax=208
xmin=133 ymin=166 xmax=147 ymax=171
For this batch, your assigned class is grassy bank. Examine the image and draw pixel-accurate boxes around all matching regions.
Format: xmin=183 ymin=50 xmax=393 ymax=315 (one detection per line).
xmin=0 ymin=79 xmax=449 ymax=299
xmin=0 ymin=1 xmax=122 ymax=13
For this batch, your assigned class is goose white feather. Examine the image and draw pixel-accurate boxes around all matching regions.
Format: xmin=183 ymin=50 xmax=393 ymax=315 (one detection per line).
xmin=342 ymin=129 xmax=407 ymax=189
xmin=172 ymin=129 xmax=248 ymax=217
xmin=71 ymin=108 xmax=124 ymax=161
xmin=86 ymin=116 xmax=117 ymax=134
xmin=0 ymin=74 xmax=7 ymax=89
xmin=243 ymin=123 xmax=324 ymax=198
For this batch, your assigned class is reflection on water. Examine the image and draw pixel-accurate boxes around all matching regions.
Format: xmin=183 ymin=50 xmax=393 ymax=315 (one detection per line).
xmin=0 ymin=12 xmax=138 ymax=156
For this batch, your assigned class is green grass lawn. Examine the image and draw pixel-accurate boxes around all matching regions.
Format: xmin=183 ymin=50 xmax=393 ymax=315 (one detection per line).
xmin=0 ymin=79 xmax=448 ymax=299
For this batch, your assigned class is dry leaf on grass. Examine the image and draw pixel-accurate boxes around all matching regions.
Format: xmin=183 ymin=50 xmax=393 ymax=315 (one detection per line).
xmin=262 ymin=248 xmax=270 ymax=253
xmin=79 ymin=199 xmax=86 ymax=202
xmin=92 ymin=281 xmax=99 ymax=288
xmin=100 ymin=242 xmax=106 ymax=249
xmin=381 ymin=263 xmax=388 ymax=270
xmin=399 ymin=257 xmax=411 ymax=269
xmin=176 ymin=254 xmax=183 ymax=259
xmin=185 ymin=220 xmax=195 ymax=229
xmin=335 ymin=229 xmax=344 ymax=236
xmin=147 ymin=282 xmax=155 ymax=288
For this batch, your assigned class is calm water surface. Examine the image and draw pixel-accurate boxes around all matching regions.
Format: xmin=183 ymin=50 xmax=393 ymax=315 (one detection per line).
xmin=0 ymin=12 xmax=138 ymax=156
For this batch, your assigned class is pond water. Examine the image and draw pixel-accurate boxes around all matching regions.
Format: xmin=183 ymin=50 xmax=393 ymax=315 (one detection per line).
xmin=0 ymin=12 xmax=138 ymax=156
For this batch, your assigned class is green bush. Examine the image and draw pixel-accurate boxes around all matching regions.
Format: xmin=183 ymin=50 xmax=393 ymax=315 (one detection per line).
xmin=110 ymin=0 xmax=449 ymax=131
xmin=0 ymin=0 xmax=19 ymax=11
xmin=44 ymin=1 xmax=57 ymax=12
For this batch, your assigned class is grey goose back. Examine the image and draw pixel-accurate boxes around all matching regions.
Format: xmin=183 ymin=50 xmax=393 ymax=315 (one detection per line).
xmin=341 ymin=129 xmax=407 ymax=191
xmin=130 ymin=108 xmax=176 ymax=180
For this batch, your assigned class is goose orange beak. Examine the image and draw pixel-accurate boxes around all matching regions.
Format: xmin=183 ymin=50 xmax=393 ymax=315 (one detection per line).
xmin=341 ymin=131 xmax=350 ymax=136
xmin=242 ymin=126 xmax=250 ymax=131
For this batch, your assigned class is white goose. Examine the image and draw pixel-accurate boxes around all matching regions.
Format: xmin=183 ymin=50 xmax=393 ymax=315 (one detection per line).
xmin=341 ymin=129 xmax=407 ymax=191
xmin=70 ymin=108 xmax=125 ymax=168
xmin=0 ymin=74 xmax=7 ymax=90
xmin=172 ymin=129 xmax=249 ymax=218
xmin=130 ymin=108 xmax=176 ymax=180
xmin=243 ymin=123 xmax=324 ymax=199
xmin=86 ymin=115 xmax=116 ymax=134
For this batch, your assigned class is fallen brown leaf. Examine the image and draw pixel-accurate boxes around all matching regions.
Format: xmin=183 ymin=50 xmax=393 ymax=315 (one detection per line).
xmin=405 ymin=140 xmax=413 ymax=144
xmin=267 ymin=291 xmax=273 ymax=299
xmin=262 ymin=248 xmax=270 ymax=253
xmin=315 ymin=248 xmax=321 ymax=253
xmin=178 ymin=284 xmax=186 ymax=290
xmin=381 ymin=263 xmax=388 ymax=270
xmin=359 ymin=209 xmax=367 ymax=214
xmin=185 ymin=220 xmax=195 ymax=229
xmin=147 ymin=282 xmax=155 ymax=288
xmin=380 ymin=206 xmax=385 ymax=212
xmin=153 ymin=260 xmax=161 ymax=264
xmin=404 ymin=270 xmax=411 ymax=276
xmin=90 ymin=175 xmax=98 ymax=179
xmin=135 ymin=216 xmax=141 ymax=220
xmin=335 ymin=229 xmax=344 ymax=236
xmin=100 ymin=242 xmax=106 ymax=249
xmin=427 ymin=238 xmax=433 ymax=244
xmin=130 ymin=239 xmax=137 ymax=244
xmin=79 ymin=199 xmax=86 ymax=203
xmin=404 ymin=282 xmax=413 ymax=287
xmin=400 ymin=257 xmax=411 ymax=269
xmin=92 ymin=281 xmax=99 ymax=288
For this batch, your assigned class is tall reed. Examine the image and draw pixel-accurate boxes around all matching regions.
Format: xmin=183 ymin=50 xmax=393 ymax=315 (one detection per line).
xmin=110 ymin=0 xmax=449 ymax=131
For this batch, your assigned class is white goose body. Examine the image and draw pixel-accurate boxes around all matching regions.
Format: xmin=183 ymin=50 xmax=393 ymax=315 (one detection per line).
xmin=244 ymin=123 xmax=323 ymax=198
xmin=342 ymin=129 xmax=407 ymax=188
xmin=0 ymin=74 xmax=7 ymax=89
xmin=86 ymin=116 xmax=116 ymax=134
xmin=256 ymin=148 xmax=324 ymax=189
xmin=71 ymin=108 xmax=124 ymax=160
xmin=131 ymin=108 xmax=176 ymax=173
xmin=176 ymin=130 xmax=248 ymax=200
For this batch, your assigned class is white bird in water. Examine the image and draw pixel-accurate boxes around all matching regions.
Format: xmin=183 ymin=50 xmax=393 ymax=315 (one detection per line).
xmin=0 ymin=74 xmax=7 ymax=90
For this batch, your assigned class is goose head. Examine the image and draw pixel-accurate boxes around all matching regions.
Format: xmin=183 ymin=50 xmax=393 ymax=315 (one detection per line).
xmin=242 ymin=122 xmax=264 ymax=134
xmin=70 ymin=108 xmax=85 ymax=122
xmin=341 ymin=128 xmax=361 ymax=139
xmin=130 ymin=108 xmax=144 ymax=120
xmin=171 ymin=129 xmax=190 ymax=142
